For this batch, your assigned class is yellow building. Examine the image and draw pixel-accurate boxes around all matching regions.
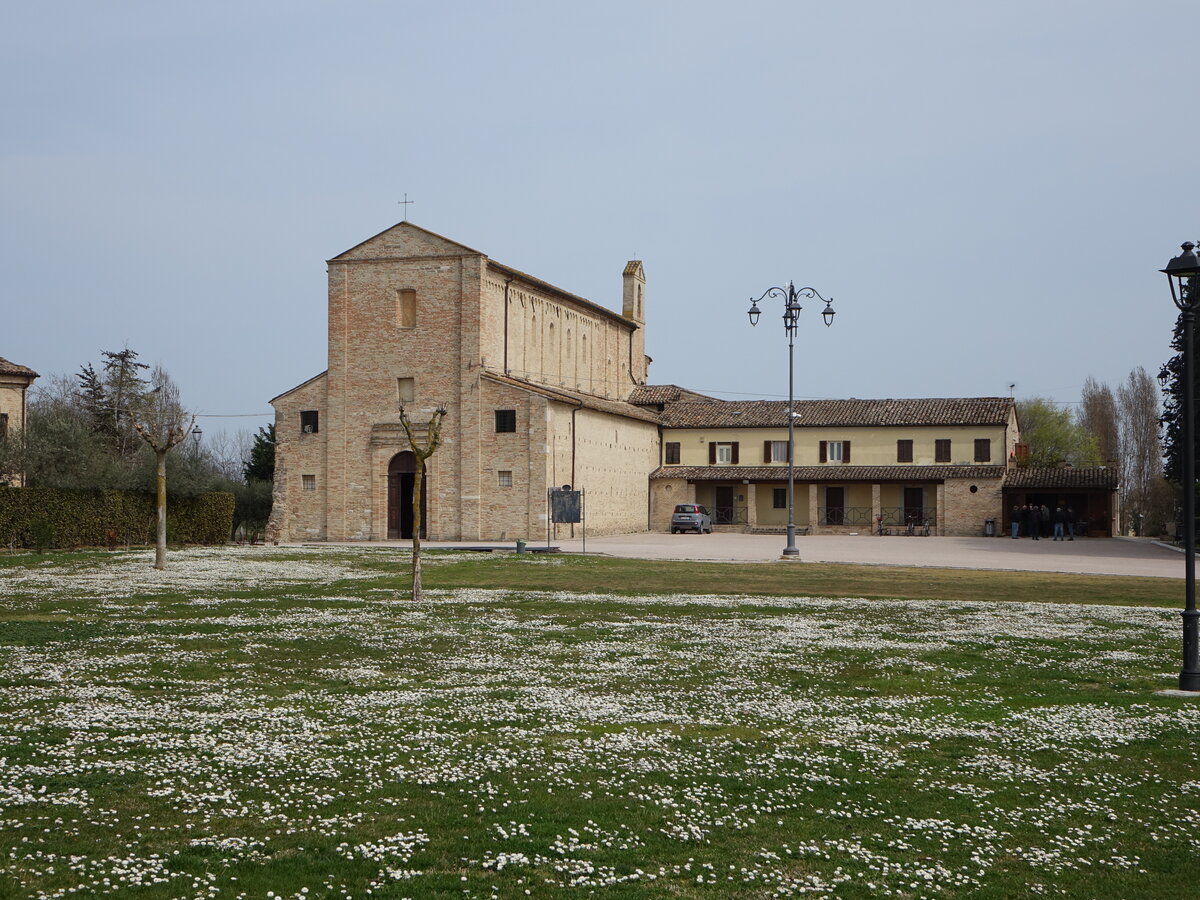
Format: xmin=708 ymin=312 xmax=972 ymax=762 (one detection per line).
xmin=0 ymin=356 xmax=38 ymax=487
xmin=647 ymin=397 xmax=1020 ymax=536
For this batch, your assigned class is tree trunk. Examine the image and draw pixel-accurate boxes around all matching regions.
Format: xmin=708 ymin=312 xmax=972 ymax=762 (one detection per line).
xmin=154 ymin=448 xmax=167 ymax=570
xmin=411 ymin=462 xmax=423 ymax=600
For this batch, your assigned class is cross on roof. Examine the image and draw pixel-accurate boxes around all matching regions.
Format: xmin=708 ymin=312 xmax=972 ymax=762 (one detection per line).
xmin=398 ymin=193 xmax=414 ymax=221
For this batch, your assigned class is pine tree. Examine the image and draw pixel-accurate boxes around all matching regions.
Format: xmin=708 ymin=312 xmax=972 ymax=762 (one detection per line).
xmin=243 ymin=424 xmax=276 ymax=483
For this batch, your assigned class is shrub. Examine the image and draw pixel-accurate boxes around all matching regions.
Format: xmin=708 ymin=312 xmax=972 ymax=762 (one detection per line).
xmin=0 ymin=487 xmax=234 ymax=549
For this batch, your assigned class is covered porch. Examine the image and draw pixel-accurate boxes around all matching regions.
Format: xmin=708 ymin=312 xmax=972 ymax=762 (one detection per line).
xmin=1002 ymin=467 xmax=1120 ymax=537
xmin=650 ymin=465 xmax=1007 ymax=535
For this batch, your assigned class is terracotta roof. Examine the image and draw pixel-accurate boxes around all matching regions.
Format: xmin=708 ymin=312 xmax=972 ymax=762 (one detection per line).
xmin=0 ymin=357 xmax=38 ymax=378
xmin=660 ymin=397 xmax=1015 ymax=429
xmin=623 ymin=260 xmax=644 ymax=276
xmin=628 ymin=384 xmax=718 ymax=406
xmin=1003 ymin=467 xmax=1119 ymax=490
xmin=483 ymin=372 xmax=661 ymax=424
xmin=651 ymin=465 xmax=1006 ymax=483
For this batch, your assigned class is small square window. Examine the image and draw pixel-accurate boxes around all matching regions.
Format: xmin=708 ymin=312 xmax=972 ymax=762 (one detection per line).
xmin=665 ymin=442 xmax=681 ymax=464
xmin=497 ymin=470 xmax=513 ymax=488
xmin=716 ymin=443 xmax=733 ymax=464
xmin=828 ymin=441 xmax=845 ymax=462
xmin=773 ymin=488 xmax=787 ymax=509
xmin=495 ymin=409 xmax=517 ymax=433
xmin=300 ymin=410 xmax=319 ymax=434
xmin=974 ymin=438 xmax=991 ymax=462
xmin=302 ymin=474 xmax=316 ymax=491
xmin=935 ymin=439 xmax=951 ymax=463
xmin=897 ymin=439 xmax=913 ymax=463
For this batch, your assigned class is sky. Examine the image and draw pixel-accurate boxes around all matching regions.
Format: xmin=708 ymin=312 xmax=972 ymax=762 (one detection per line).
xmin=4 ymin=0 xmax=1197 ymax=446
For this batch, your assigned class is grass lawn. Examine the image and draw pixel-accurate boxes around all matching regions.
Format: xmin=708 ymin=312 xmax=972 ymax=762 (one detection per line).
xmin=0 ymin=545 xmax=1197 ymax=899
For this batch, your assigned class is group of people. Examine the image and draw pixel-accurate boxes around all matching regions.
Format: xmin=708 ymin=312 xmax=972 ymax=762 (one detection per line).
xmin=1010 ymin=503 xmax=1075 ymax=541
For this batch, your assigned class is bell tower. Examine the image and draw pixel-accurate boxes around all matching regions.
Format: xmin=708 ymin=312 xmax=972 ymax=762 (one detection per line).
xmin=622 ymin=260 xmax=648 ymax=386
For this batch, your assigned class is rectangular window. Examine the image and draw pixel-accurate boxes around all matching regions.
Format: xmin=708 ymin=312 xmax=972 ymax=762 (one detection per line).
xmin=497 ymin=470 xmax=513 ymax=488
xmin=708 ymin=442 xmax=739 ymax=464
xmin=974 ymin=438 xmax=992 ymax=462
xmin=397 ymin=377 xmax=415 ymax=404
xmin=665 ymin=442 xmax=681 ymax=464
xmin=398 ymin=288 xmax=416 ymax=328
xmin=897 ymin=439 xmax=913 ymax=463
xmin=300 ymin=410 xmax=319 ymax=434
xmin=495 ymin=409 xmax=517 ymax=433
xmin=773 ymin=488 xmax=787 ymax=509
xmin=770 ymin=440 xmax=789 ymax=462
xmin=818 ymin=441 xmax=850 ymax=462
xmin=935 ymin=439 xmax=951 ymax=462
xmin=302 ymin=474 xmax=316 ymax=491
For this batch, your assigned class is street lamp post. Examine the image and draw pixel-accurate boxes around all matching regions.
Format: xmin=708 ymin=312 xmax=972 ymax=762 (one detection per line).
xmin=1162 ymin=241 xmax=1200 ymax=692
xmin=748 ymin=282 xmax=835 ymax=558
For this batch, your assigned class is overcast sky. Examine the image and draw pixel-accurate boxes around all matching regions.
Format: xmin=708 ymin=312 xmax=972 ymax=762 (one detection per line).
xmin=4 ymin=0 xmax=1196 ymax=443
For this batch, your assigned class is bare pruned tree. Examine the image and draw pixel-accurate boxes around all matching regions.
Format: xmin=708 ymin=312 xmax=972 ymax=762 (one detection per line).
xmin=1080 ymin=376 xmax=1120 ymax=467
xmin=398 ymin=404 xmax=447 ymax=601
xmin=132 ymin=367 xmax=194 ymax=569
xmin=1117 ymin=366 xmax=1169 ymax=535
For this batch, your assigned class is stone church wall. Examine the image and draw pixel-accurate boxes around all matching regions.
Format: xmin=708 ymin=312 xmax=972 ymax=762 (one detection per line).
xmin=268 ymin=373 xmax=328 ymax=542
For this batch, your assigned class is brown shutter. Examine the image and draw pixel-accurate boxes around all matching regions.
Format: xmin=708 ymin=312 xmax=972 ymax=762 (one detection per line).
xmin=819 ymin=441 xmax=827 ymax=463
xmin=897 ymin=439 xmax=912 ymax=462
xmin=731 ymin=442 xmax=740 ymax=464
xmin=764 ymin=440 xmax=772 ymax=463
xmin=843 ymin=441 xmax=851 ymax=463
xmin=709 ymin=442 xmax=716 ymax=465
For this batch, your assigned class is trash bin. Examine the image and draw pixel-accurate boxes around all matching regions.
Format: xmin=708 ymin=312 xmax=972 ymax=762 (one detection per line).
xmin=516 ymin=539 xmax=526 ymax=553
xmin=984 ymin=519 xmax=996 ymax=537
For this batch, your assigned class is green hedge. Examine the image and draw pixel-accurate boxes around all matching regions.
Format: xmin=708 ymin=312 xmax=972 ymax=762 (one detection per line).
xmin=0 ymin=487 xmax=234 ymax=549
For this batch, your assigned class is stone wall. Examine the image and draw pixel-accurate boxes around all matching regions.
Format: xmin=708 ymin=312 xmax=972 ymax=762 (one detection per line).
xmin=267 ymin=374 xmax=328 ymax=542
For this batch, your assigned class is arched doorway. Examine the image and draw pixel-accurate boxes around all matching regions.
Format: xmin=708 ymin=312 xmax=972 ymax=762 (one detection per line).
xmin=387 ymin=451 xmax=427 ymax=539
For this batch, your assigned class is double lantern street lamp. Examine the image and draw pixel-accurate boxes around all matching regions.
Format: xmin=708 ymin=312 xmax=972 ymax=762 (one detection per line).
xmin=747 ymin=283 xmax=835 ymax=558
xmin=1162 ymin=241 xmax=1200 ymax=693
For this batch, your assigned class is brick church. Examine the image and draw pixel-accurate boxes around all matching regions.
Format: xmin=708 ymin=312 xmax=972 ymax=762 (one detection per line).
xmin=267 ymin=222 xmax=661 ymax=542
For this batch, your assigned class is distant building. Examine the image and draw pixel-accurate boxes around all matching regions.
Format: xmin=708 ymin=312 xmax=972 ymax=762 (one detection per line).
xmin=0 ymin=356 xmax=39 ymax=486
xmin=268 ymin=223 xmax=1118 ymax=542
xmin=648 ymin=397 xmax=1019 ymax=535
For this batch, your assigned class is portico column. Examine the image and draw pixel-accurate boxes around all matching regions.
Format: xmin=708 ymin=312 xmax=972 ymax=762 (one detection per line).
xmin=745 ymin=483 xmax=758 ymax=528
xmin=871 ymin=484 xmax=881 ymax=533
xmin=936 ymin=483 xmax=946 ymax=536
xmin=808 ymin=484 xmax=819 ymax=535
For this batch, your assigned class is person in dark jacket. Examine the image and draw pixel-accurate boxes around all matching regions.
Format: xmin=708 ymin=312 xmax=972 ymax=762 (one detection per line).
xmin=1053 ymin=505 xmax=1068 ymax=540
xmin=1029 ymin=503 xmax=1042 ymax=540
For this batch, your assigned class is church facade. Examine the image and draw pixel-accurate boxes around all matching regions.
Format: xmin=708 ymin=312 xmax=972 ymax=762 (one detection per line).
xmin=268 ymin=223 xmax=660 ymax=542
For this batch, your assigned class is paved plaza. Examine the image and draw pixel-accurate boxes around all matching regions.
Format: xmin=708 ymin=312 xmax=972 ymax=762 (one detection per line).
xmin=416 ymin=532 xmax=1185 ymax=579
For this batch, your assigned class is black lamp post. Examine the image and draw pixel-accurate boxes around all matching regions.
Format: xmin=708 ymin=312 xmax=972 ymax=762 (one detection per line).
xmin=1162 ymin=241 xmax=1200 ymax=692
xmin=748 ymin=282 xmax=835 ymax=558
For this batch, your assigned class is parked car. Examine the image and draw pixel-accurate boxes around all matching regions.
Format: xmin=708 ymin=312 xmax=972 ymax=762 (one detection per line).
xmin=671 ymin=503 xmax=712 ymax=534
